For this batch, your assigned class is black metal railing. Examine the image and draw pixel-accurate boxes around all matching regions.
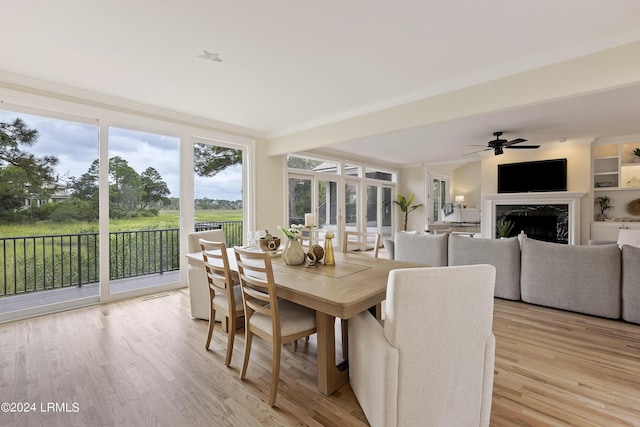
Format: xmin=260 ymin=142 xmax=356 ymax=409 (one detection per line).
xmin=195 ymin=220 xmax=243 ymax=247
xmin=0 ymin=220 xmax=243 ymax=297
xmin=109 ymin=229 xmax=180 ymax=280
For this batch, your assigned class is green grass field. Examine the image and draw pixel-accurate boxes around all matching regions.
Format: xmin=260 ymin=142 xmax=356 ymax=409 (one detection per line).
xmin=0 ymin=209 xmax=242 ymax=238
xmin=0 ymin=209 xmax=243 ymax=295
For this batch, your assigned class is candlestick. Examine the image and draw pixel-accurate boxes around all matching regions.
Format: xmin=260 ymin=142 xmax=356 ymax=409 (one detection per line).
xmin=324 ymin=233 xmax=335 ymax=266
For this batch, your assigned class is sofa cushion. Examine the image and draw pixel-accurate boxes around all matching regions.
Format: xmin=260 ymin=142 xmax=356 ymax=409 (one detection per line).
xmin=621 ymin=245 xmax=640 ymax=324
xmin=394 ymin=232 xmax=448 ymax=267
xmin=520 ymin=239 xmax=621 ymax=319
xmin=448 ymin=235 xmax=521 ymax=300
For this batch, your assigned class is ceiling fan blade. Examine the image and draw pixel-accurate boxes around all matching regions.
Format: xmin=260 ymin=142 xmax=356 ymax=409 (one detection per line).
xmin=506 ymin=145 xmax=541 ymax=149
xmin=503 ymin=138 xmax=528 ymax=148
xmin=462 ymin=148 xmax=491 ymax=156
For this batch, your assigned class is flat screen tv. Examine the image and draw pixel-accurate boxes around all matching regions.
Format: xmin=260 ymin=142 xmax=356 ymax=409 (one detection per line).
xmin=498 ymin=158 xmax=567 ymax=193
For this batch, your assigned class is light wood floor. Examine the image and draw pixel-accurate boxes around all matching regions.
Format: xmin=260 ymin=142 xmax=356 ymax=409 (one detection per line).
xmin=1 ymin=290 xmax=639 ymax=426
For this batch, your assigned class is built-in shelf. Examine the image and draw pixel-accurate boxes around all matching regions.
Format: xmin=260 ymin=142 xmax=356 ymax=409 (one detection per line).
xmin=591 ymin=139 xmax=640 ymax=231
xmin=593 ymin=142 xmax=640 ymax=191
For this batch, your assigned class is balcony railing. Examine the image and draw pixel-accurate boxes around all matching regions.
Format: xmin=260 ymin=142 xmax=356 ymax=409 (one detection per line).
xmin=0 ymin=220 xmax=242 ymax=297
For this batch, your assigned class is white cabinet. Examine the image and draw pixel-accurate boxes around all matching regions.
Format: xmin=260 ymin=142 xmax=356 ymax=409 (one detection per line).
xmin=591 ymin=222 xmax=640 ymax=241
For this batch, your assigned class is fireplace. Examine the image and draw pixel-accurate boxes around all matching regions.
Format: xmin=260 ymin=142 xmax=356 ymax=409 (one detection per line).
xmin=482 ymin=192 xmax=585 ymax=245
xmin=496 ymin=204 xmax=568 ymax=244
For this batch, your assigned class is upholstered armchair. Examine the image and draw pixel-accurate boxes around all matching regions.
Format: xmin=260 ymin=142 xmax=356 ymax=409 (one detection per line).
xmin=186 ymin=229 xmax=226 ymax=320
xmin=348 ymin=265 xmax=496 ymax=427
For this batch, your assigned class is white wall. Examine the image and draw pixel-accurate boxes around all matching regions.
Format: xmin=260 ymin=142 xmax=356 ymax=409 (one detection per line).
xmin=254 ymin=141 xmax=287 ymax=235
xmin=453 ymin=161 xmax=481 ymax=208
xmin=397 ymin=166 xmax=427 ymax=232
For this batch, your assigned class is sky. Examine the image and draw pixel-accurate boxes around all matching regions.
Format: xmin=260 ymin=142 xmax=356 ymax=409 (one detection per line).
xmin=0 ymin=110 xmax=243 ymax=200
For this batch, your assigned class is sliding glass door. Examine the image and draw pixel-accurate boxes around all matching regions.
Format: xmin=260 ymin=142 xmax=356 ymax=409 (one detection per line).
xmin=107 ymin=127 xmax=180 ymax=295
xmin=0 ymin=109 xmax=100 ymax=316
xmin=193 ymin=141 xmax=244 ymax=247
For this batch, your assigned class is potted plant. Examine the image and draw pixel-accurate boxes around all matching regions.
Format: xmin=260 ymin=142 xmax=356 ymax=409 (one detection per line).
xmin=633 ymin=147 xmax=640 ymax=162
xmin=496 ymin=219 xmax=514 ymax=238
xmin=394 ymin=194 xmax=423 ymax=231
xmin=594 ymin=196 xmax=614 ymax=221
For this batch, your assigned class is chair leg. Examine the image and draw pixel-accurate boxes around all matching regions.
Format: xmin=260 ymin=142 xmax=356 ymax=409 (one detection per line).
xmin=206 ymin=308 xmax=216 ymax=350
xmin=341 ymin=319 xmax=348 ymax=360
xmin=225 ymin=313 xmax=235 ymax=366
xmin=292 ymin=339 xmax=297 ymax=352
xmin=240 ymin=331 xmax=253 ymax=380
xmin=269 ymin=341 xmax=282 ymax=406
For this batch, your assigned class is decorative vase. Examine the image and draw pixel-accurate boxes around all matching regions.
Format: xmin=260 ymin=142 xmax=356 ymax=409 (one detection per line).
xmin=282 ymin=239 xmax=305 ymax=265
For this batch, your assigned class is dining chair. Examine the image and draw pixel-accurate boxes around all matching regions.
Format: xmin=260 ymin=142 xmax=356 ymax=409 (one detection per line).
xmin=343 ymin=231 xmax=381 ymax=257
xmin=348 ymin=265 xmax=496 ymax=427
xmin=199 ymin=239 xmax=244 ymax=366
xmin=300 ymin=227 xmax=324 ymax=250
xmin=233 ymin=247 xmax=317 ymax=406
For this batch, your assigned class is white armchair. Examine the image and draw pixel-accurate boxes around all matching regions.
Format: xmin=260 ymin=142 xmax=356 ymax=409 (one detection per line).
xmin=186 ymin=229 xmax=226 ymax=320
xmin=348 ymin=265 xmax=496 ymax=427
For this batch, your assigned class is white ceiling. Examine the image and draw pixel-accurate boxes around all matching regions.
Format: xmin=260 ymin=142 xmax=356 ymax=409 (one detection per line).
xmin=2 ymin=1 xmax=640 ymax=166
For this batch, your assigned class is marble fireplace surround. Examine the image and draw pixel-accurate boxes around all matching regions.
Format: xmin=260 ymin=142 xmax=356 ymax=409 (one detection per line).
xmin=481 ymin=192 xmax=586 ymax=244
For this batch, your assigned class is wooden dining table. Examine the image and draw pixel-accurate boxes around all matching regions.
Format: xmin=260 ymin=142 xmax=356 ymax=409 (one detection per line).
xmin=186 ymin=248 xmax=424 ymax=396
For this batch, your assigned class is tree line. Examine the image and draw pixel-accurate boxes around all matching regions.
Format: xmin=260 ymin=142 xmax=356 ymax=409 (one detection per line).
xmin=0 ymin=117 xmax=242 ymax=223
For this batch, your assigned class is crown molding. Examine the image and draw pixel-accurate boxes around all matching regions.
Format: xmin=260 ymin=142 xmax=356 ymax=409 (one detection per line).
xmin=0 ymin=71 xmax=265 ymax=139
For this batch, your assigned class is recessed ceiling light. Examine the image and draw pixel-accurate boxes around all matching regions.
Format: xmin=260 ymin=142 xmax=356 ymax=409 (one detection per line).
xmin=198 ymin=50 xmax=222 ymax=63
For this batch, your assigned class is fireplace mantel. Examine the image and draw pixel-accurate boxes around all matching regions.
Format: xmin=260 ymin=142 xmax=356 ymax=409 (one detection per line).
xmin=481 ymin=192 xmax=586 ymax=244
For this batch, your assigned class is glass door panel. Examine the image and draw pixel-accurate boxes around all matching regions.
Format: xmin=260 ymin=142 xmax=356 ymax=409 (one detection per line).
xmin=288 ymin=176 xmax=312 ymax=227
xmin=317 ymin=179 xmax=338 ymax=245
xmin=108 ymin=127 xmax=180 ymax=294
xmin=382 ymin=186 xmax=393 ymax=239
xmin=345 ymin=182 xmax=358 ymax=233
xmin=0 ymin=110 xmax=100 ymax=315
xmin=431 ymin=176 xmax=449 ymax=222
xmin=366 ymin=185 xmax=378 ymax=234
xmin=193 ymin=142 xmax=244 ymax=247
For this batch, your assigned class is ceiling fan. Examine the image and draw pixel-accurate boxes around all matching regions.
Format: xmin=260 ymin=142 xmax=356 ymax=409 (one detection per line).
xmin=466 ymin=131 xmax=540 ymax=156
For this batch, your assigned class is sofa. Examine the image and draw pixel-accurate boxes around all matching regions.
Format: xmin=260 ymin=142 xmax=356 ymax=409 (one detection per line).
xmin=387 ymin=231 xmax=640 ymax=324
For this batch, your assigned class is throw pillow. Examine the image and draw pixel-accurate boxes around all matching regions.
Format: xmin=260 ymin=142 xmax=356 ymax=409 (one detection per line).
xmin=617 ymin=228 xmax=640 ymax=249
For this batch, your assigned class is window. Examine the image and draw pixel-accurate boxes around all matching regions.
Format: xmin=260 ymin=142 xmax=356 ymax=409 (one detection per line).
xmin=0 ymin=102 xmax=253 ymax=321
xmin=193 ymin=141 xmax=244 ymax=247
xmin=0 ymin=109 xmax=100 ymax=305
xmin=286 ymin=154 xmax=397 ymax=249
xmin=108 ymin=127 xmax=180 ymax=294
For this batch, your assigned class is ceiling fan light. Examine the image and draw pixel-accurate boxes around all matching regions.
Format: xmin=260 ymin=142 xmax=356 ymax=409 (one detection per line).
xmin=495 ymin=147 xmax=504 ymax=155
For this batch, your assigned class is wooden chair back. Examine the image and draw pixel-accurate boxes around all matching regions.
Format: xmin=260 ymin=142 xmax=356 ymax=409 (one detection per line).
xmin=199 ymin=239 xmax=234 ymax=297
xmin=233 ymin=246 xmax=317 ymax=406
xmin=233 ymin=247 xmax=280 ymax=336
xmin=343 ymin=231 xmax=381 ymax=258
xmin=199 ymin=238 xmax=243 ymax=366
